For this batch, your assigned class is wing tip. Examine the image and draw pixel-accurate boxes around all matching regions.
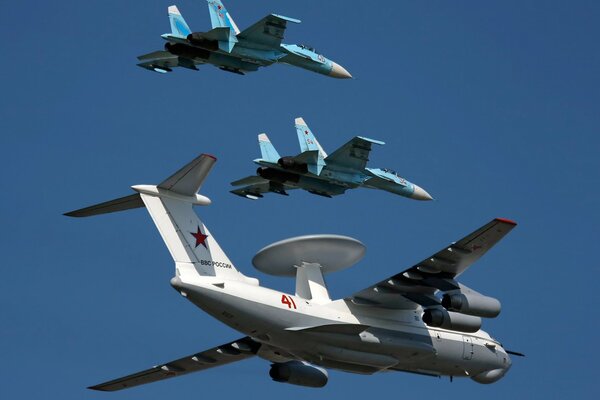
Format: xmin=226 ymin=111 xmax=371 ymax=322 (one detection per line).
xmin=495 ymin=217 xmax=517 ymax=226
xmin=201 ymin=153 xmax=217 ymax=161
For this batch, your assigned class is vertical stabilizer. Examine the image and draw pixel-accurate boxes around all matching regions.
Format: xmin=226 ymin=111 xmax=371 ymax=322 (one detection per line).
xmin=168 ymin=5 xmax=191 ymax=38
xmin=258 ymin=133 xmax=280 ymax=162
xmin=295 ymin=117 xmax=328 ymax=158
xmin=207 ymin=0 xmax=240 ymax=35
xmin=64 ymin=154 xmax=252 ymax=284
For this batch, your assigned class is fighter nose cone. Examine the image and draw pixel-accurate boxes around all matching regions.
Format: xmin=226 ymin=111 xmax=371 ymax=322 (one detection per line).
xmin=411 ymin=185 xmax=433 ymax=201
xmin=329 ymin=62 xmax=352 ymax=79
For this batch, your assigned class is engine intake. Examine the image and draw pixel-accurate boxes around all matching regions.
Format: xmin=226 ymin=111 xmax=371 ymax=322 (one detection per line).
xmin=442 ymin=292 xmax=501 ymax=318
xmin=422 ymin=308 xmax=482 ymax=333
xmin=277 ymin=157 xmax=308 ymax=174
xmin=269 ymin=361 xmax=328 ymax=388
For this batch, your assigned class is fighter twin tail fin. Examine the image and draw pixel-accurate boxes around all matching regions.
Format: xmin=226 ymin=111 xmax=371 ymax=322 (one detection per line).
xmin=207 ymin=0 xmax=240 ymax=35
xmin=168 ymin=5 xmax=191 ymax=38
xmin=65 ymin=154 xmax=251 ymax=284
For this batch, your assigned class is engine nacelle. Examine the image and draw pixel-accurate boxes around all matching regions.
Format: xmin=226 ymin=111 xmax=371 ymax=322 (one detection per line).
xmin=164 ymin=43 xmax=210 ymax=60
xmin=269 ymin=361 xmax=328 ymax=388
xmin=422 ymin=308 xmax=482 ymax=333
xmin=441 ymin=292 xmax=501 ymax=318
xmin=277 ymin=157 xmax=308 ymax=174
xmin=186 ymin=32 xmax=219 ymax=51
xmin=257 ymin=167 xmax=300 ymax=183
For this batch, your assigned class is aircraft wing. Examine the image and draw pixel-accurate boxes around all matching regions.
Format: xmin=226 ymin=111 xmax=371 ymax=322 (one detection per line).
xmin=325 ymin=137 xmax=385 ymax=171
xmin=89 ymin=337 xmax=260 ymax=391
xmin=238 ymin=14 xmax=301 ymax=48
xmin=230 ymin=175 xmax=297 ymax=199
xmin=137 ymin=50 xmax=202 ymax=72
xmin=348 ymin=218 xmax=517 ymax=309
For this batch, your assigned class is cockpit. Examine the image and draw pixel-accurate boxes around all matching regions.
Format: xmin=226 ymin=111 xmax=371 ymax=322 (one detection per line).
xmin=298 ymin=44 xmax=318 ymax=54
xmin=382 ymin=168 xmax=399 ymax=177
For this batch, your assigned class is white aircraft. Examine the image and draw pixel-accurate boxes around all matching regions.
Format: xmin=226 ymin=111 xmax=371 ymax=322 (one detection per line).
xmin=65 ymin=154 xmax=522 ymax=391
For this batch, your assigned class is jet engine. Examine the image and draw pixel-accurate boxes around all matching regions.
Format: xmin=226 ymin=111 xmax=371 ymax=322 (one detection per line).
xmin=186 ymin=33 xmax=219 ymax=51
xmin=164 ymin=43 xmax=210 ymax=60
xmin=441 ymin=292 xmax=501 ymax=318
xmin=269 ymin=361 xmax=328 ymax=388
xmin=277 ymin=157 xmax=308 ymax=174
xmin=257 ymin=167 xmax=300 ymax=183
xmin=422 ymin=308 xmax=482 ymax=333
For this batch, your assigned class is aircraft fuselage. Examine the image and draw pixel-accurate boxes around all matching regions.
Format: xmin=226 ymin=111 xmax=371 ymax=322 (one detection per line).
xmin=171 ymin=277 xmax=512 ymax=384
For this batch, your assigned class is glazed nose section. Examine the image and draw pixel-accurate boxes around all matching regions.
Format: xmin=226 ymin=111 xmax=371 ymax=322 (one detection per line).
xmin=329 ymin=62 xmax=352 ymax=79
xmin=411 ymin=184 xmax=434 ymax=201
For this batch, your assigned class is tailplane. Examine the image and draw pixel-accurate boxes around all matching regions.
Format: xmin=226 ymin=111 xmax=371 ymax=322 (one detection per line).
xmin=168 ymin=5 xmax=191 ymax=38
xmin=207 ymin=0 xmax=240 ymax=35
xmin=65 ymin=154 xmax=252 ymax=284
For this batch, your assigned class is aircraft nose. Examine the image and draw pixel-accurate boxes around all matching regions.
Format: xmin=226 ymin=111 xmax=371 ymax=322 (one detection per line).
xmin=329 ymin=62 xmax=352 ymax=79
xmin=411 ymin=184 xmax=433 ymax=201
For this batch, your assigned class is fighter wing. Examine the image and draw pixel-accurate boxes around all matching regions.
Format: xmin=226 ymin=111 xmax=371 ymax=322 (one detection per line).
xmin=238 ymin=14 xmax=301 ymax=48
xmin=230 ymin=176 xmax=297 ymax=199
xmin=348 ymin=218 xmax=517 ymax=309
xmin=325 ymin=137 xmax=385 ymax=171
xmin=89 ymin=337 xmax=260 ymax=391
xmin=137 ymin=51 xmax=202 ymax=73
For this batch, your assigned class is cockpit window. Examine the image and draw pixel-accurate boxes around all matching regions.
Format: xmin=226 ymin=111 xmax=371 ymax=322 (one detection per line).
xmin=382 ymin=168 xmax=399 ymax=176
xmin=299 ymin=44 xmax=317 ymax=53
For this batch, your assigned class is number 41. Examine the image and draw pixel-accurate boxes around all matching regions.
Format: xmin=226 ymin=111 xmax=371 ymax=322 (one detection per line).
xmin=281 ymin=294 xmax=297 ymax=309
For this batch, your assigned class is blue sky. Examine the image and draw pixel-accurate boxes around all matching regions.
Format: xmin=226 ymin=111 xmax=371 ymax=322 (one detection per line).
xmin=1 ymin=0 xmax=599 ymax=398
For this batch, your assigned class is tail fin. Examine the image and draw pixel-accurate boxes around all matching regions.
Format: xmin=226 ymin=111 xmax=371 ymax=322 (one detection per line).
xmin=258 ymin=133 xmax=280 ymax=162
xmin=168 ymin=5 xmax=191 ymax=38
xmin=65 ymin=154 xmax=251 ymax=284
xmin=295 ymin=117 xmax=328 ymax=158
xmin=207 ymin=0 xmax=240 ymax=35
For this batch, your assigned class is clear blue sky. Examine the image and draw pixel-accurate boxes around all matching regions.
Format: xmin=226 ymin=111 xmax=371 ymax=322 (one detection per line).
xmin=1 ymin=1 xmax=599 ymax=398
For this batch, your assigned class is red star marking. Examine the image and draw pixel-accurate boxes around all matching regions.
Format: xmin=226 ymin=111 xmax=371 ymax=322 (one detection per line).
xmin=305 ymin=130 xmax=309 ymax=135
xmin=190 ymin=226 xmax=209 ymax=248
xmin=218 ymin=5 xmax=222 ymax=9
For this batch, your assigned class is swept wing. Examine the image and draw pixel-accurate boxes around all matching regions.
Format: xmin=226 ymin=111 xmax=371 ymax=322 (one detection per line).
xmin=238 ymin=14 xmax=301 ymax=48
xmin=325 ymin=137 xmax=385 ymax=171
xmin=90 ymin=337 xmax=260 ymax=391
xmin=348 ymin=218 xmax=517 ymax=309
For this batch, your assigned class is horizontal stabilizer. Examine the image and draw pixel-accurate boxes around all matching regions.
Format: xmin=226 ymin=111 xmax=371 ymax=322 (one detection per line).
xmin=158 ymin=154 xmax=217 ymax=196
xmin=137 ymin=51 xmax=183 ymax=73
xmin=64 ymin=194 xmax=143 ymax=218
xmin=230 ymin=175 xmax=268 ymax=187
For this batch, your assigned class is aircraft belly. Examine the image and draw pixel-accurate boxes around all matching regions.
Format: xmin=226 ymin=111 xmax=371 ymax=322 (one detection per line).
xmin=174 ymin=280 xmax=507 ymax=379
